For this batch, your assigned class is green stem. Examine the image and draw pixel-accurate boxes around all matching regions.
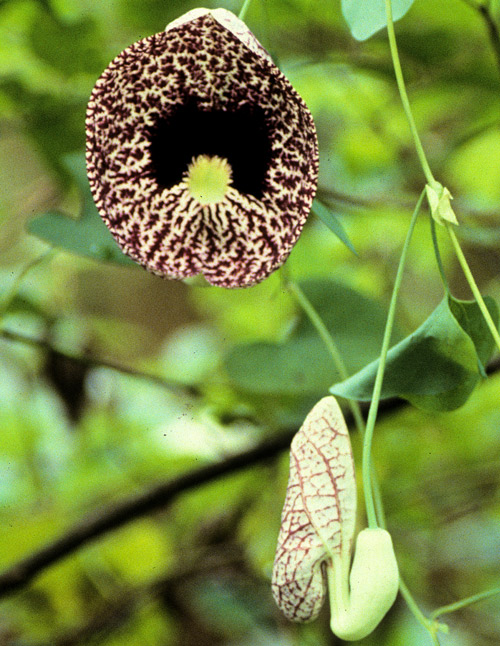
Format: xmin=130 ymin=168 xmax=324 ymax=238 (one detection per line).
xmin=382 ymin=4 xmax=489 ymax=642
xmin=385 ymin=0 xmax=436 ymax=188
xmin=238 ymin=0 xmax=253 ymax=21
xmin=430 ymin=585 xmax=500 ymax=621
xmin=286 ymin=280 xmax=366 ymax=434
xmin=430 ymin=216 xmax=451 ymax=294
xmin=0 ymin=250 xmax=53 ymax=319
xmin=362 ymin=189 xmax=425 ymax=529
xmin=287 ymin=280 xmax=387 ymax=527
xmin=399 ymin=578 xmax=444 ymax=645
xmin=446 ymin=223 xmax=500 ymax=354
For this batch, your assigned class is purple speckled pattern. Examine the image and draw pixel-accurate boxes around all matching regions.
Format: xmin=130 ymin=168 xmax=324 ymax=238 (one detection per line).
xmin=86 ymin=9 xmax=318 ymax=288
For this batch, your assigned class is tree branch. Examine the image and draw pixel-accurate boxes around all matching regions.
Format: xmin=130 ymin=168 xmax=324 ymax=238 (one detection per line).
xmin=0 ymin=327 xmax=200 ymax=397
xmin=478 ymin=2 xmax=500 ymax=77
xmin=0 ymin=432 xmax=294 ymax=599
xmin=460 ymin=0 xmax=500 ymax=76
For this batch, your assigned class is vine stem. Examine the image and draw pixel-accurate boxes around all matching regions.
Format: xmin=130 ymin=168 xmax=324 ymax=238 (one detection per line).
xmin=0 ymin=250 xmax=53 ymax=319
xmin=399 ymin=578 xmax=444 ymax=645
xmin=446 ymin=223 xmax=500 ymax=353
xmin=386 ymin=0 xmax=498 ymax=354
xmin=430 ymin=585 xmax=500 ymax=621
xmin=385 ymin=0 xmax=437 ymax=188
xmin=362 ymin=189 xmax=425 ymax=528
xmin=382 ymin=2 xmax=497 ymax=642
xmin=286 ymin=280 xmax=366 ymax=434
xmin=286 ymin=280 xmax=387 ymax=526
xmin=238 ymin=0 xmax=253 ymax=21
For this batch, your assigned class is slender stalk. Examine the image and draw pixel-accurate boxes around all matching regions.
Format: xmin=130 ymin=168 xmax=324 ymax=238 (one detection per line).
xmin=382 ymin=3 xmax=498 ymax=641
xmin=430 ymin=216 xmax=451 ymax=294
xmin=446 ymin=223 xmax=500 ymax=353
xmin=286 ymin=280 xmax=366 ymax=434
xmin=238 ymin=0 xmax=253 ymax=21
xmin=430 ymin=585 xmax=500 ymax=621
xmin=362 ymin=189 xmax=425 ymax=529
xmin=399 ymin=579 xmax=443 ymax=645
xmin=0 ymin=250 xmax=53 ymax=319
xmin=385 ymin=0 xmax=436 ymax=188
xmin=287 ymin=280 xmax=387 ymax=527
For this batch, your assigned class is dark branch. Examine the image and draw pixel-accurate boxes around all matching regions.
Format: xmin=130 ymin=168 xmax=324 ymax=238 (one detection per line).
xmin=0 ymin=327 xmax=200 ymax=397
xmin=478 ymin=3 xmax=500 ymax=77
xmin=0 ymin=431 xmax=294 ymax=599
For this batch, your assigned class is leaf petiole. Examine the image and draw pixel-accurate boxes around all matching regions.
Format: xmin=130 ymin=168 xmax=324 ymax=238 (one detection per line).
xmin=430 ymin=215 xmax=451 ymax=295
xmin=286 ymin=280 xmax=366 ymax=434
xmin=446 ymin=223 xmax=500 ymax=354
xmin=430 ymin=585 xmax=500 ymax=621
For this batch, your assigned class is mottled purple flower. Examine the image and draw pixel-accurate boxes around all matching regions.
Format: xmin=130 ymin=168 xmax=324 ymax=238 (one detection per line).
xmin=86 ymin=8 xmax=318 ymax=288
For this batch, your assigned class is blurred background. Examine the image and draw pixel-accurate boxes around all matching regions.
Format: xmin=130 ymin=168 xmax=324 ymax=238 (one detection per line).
xmin=1 ymin=0 xmax=500 ymax=643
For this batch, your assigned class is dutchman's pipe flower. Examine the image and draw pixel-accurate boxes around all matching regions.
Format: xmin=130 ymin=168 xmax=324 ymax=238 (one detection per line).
xmin=272 ymin=396 xmax=399 ymax=641
xmin=86 ymin=8 xmax=318 ymax=288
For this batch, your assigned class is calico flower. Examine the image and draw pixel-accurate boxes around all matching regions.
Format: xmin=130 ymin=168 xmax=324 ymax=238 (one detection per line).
xmin=272 ymin=397 xmax=399 ymax=641
xmin=86 ymin=8 xmax=318 ymax=288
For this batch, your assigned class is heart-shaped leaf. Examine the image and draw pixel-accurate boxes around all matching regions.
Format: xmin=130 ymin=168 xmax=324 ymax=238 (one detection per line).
xmin=225 ymin=279 xmax=402 ymax=398
xmin=27 ymin=153 xmax=137 ymax=267
xmin=331 ymin=295 xmax=499 ymax=411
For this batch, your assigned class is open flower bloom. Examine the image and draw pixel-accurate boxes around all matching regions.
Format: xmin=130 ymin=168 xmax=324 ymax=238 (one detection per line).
xmin=86 ymin=8 xmax=318 ymax=288
xmin=272 ymin=396 xmax=399 ymax=641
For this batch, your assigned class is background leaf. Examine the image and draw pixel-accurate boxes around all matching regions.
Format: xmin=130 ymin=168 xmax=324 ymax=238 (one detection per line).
xmin=27 ymin=154 xmax=137 ymax=266
xmin=311 ymin=200 xmax=357 ymax=254
xmin=341 ymin=0 xmax=416 ymax=41
xmin=224 ymin=278 xmax=402 ymax=398
xmin=331 ymin=295 xmax=499 ymax=410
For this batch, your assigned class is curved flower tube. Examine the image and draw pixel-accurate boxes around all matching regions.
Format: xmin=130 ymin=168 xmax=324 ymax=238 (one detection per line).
xmin=86 ymin=8 xmax=318 ymax=288
xmin=272 ymin=396 xmax=399 ymax=640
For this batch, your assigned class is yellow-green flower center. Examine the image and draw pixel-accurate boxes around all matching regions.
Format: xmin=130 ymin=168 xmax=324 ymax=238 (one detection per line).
xmin=186 ymin=155 xmax=232 ymax=205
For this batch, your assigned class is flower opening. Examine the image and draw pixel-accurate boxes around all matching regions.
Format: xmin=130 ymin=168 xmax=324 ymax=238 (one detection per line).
xmin=86 ymin=8 xmax=318 ymax=288
xmin=186 ymin=155 xmax=232 ymax=205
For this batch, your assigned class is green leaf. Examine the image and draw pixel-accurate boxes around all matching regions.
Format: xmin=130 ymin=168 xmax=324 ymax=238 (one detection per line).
xmin=28 ymin=9 xmax=104 ymax=77
xmin=331 ymin=295 xmax=499 ymax=411
xmin=27 ymin=154 xmax=137 ymax=267
xmin=225 ymin=337 xmax=336 ymax=397
xmin=312 ymin=200 xmax=357 ymax=255
xmin=342 ymin=0 xmax=415 ymax=41
xmin=448 ymin=295 xmax=499 ymax=375
xmin=225 ymin=279 xmax=401 ymax=397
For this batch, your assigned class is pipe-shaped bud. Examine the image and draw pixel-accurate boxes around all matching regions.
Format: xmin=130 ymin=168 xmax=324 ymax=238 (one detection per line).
xmin=272 ymin=396 xmax=399 ymax=640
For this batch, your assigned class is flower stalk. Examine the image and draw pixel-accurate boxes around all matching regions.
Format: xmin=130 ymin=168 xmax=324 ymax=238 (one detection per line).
xmin=238 ymin=0 xmax=253 ymax=21
xmin=362 ymin=188 xmax=425 ymax=528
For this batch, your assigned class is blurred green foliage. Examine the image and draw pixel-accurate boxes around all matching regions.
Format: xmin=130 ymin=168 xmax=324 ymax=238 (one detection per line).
xmin=1 ymin=0 xmax=500 ymax=645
